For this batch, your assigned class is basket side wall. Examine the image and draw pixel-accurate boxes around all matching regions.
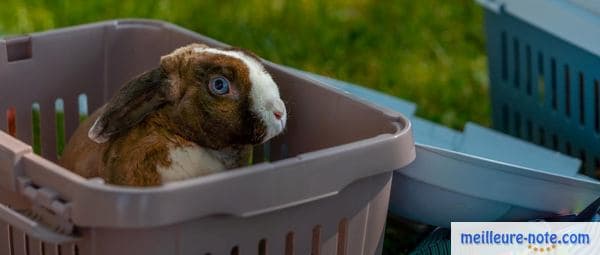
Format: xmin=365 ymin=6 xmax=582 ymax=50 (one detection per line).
xmin=0 ymin=173 xmax=391 ymax=255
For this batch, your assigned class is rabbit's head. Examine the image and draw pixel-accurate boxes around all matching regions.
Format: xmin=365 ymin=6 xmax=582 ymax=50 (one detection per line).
xmin=88 ymin=43 xmax=287 ymax=149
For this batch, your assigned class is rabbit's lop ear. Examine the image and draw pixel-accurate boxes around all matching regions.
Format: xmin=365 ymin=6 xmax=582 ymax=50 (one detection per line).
xmin=88 ymin=68 xmax=171 ymax=143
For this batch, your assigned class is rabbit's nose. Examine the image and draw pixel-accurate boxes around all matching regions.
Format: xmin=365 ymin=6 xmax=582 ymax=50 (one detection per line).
xmin=267 ymin=98 xmax=286 ymax=118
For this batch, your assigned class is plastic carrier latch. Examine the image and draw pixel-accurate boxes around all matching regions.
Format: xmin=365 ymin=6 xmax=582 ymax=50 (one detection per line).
xmin=17 ymin=176 xmax=74 ymax=235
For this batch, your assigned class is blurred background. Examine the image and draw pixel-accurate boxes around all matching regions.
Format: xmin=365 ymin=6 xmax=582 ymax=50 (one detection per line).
xmin=0 ymin=0 xmax=487 ymax=254
xmin=0 ymin=0 xmax=488 ymax=130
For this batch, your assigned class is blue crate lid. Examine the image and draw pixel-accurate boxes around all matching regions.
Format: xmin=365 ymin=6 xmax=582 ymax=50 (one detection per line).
xmin=459 ymin=123 xmax=580 ymax=177
xmin=292 ymin=70 xmax=417 ymax=117
xmin=477 ymin=0 xmax=600 ymax=57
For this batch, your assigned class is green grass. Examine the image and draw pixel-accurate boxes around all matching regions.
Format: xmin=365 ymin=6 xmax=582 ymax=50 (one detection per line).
xmin=0 ymin=0 xmax=489 ymax=129
xmin=1 ymin=1 xmax=487 ymax=254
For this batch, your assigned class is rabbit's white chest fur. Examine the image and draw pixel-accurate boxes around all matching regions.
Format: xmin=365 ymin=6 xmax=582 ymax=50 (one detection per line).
xmin=156 ymin=145 xmax=225 ymax=183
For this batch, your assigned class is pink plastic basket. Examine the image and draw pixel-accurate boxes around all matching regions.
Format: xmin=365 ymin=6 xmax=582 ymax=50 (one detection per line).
xmin=0 ymin=20 xmax=415 ymax=255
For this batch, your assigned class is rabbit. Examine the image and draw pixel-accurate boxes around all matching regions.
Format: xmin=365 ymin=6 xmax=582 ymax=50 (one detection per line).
xmin=59 ymin=43 xmax=287 ymax=186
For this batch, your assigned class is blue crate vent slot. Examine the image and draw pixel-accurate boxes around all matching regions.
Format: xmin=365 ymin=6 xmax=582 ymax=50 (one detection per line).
xmin=292 ymin=68 xmax=600 ymax=227
xmin=478 ymin=0 xmax=600 ymax=178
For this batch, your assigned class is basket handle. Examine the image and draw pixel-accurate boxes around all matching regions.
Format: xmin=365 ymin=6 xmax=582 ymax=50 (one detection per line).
xmin=0 ymin=203 xmax=79 ymax=244
xmin=0 ymin=131 xmax=32 ymax=192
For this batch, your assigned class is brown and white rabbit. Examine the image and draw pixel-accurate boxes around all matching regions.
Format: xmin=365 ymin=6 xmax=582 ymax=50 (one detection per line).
xmin=60 ymin=43 xmax=287 ymax=186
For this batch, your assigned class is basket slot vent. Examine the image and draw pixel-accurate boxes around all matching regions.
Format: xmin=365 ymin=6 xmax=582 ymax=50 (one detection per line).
xmin=0 ymin=222 xmax=9 ymax=254
xmin=537 ymin=52 xmax=545 ymax=105
xmin=552 ymin=134 xmax=559 ymax=151
xmin=595 ymin=158 xmax=600 ymax=179
xmin=55 ymin=99 xmax=65 ymax=158
xmin=6 ymin=107 xmax=17 ymax=137
xmin=230 ymin=246 xmax=239 ymax=255
xmin=336 ymin=219 xmax=348 ymax=255
xmin=580 ymin=150 xmax=588 ymax=175
xmin=538 ymin=127 xmax=546 ymax=146
xmin=501 ymin=31 xmax=508 ymax=82
xmin=594 ymin=80 xmax=599 ymax=133
xmin=565 ymin=65 xmax=571 ymax=117
xmin=579 ymin=72 xmax=585 ymax=125
xmin=579 ymin=149 xmax=589 ymax=174
xmin=11 ymin=227 xmax=28 ymax=255
xmin=24 ymin=235 xmax=29 ymax=255
xmin=280 ymin=144 xmax=289 ymax=159
xmin=60 ymin=244 xmax=79 ymax=255
xmin=31 ymin=103 xmax=41 ymax=155
xmin=551 ymin=58 xmax=557 ymax=110
xmin=513 ymin=38 xmax=520 ymax=88
xmin=526 ymin=120 xmax=533 ymax=140
xmin=513 ymin=112 xmax=522 ymax=138
xmin=252 ymin=145 xmax=264 ymax=164
xmin=8 ymin=225 xmax=14 ymax=255
xmin=285 ymin=232 xmax=294 ymax=255
xmin=6 ymin=37 xmax=32 ymax=62
xmin=77 ymin=94 xmax=88 ymax=123
xmin=26 ymin=237 xmax=42 ymax=255
xmin=502 ymin=104 xmax=509 ymax=133
xmin=566 ymin=141 xmax=573 ymax=156
xmin=526 ymin=45 xmax=532 ymax=95
xmin=258 ymin=238 xmax=267 ymax=255
xmin=263 ymin=142 xmax=271 ymax=162
xmin=311 ymin=225 xmax=321 ymax=255
xmin=42 ymin=243 xmax=60 ymax=255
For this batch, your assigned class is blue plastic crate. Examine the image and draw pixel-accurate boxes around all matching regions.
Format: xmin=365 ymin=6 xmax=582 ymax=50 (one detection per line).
xmin=477 ymin=0 xmax=600 ymax=178
xmin=289 ymin=68 xmax=600 ymax=227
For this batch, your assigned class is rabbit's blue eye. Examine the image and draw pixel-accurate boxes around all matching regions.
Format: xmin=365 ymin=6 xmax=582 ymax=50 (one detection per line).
xmin=209 ymin=76 xmax=230 ymax=95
